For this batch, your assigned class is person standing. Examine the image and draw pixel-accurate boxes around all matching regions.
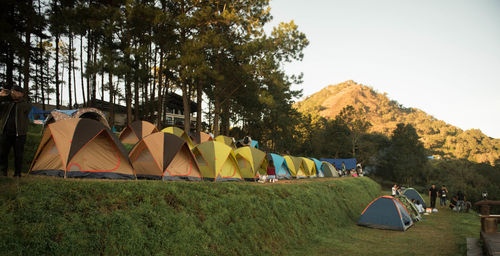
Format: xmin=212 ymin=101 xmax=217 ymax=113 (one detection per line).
xmin=341 ymin=162 xmax=346 ymax=177
xmin=0 ymin=86 xmax=32 ymax=177
xmin=429 ymin=184 xmax=438 ymax=209
xmin=439 ymin=185 xmax=449 ymax=208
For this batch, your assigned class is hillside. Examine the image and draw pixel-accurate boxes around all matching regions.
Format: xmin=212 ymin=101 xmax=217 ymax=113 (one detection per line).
xmin=0 ymin=176 xmax=481 ymax=255
xmin=0 ymin=176 xmax=380 ymax=255
xmin=294 ymin=80 xmax=500 ymax=164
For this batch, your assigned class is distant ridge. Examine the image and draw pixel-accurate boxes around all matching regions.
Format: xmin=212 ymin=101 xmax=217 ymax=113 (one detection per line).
xmin=295 ymin=80 xmax=500 ymax=164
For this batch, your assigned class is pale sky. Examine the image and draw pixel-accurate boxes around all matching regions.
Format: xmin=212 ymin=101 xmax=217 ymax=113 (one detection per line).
xmin=266 ymin=0 xmax=500 ymax=138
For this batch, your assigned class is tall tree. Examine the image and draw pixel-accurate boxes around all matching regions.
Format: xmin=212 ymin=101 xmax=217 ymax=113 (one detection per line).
xmin=377 ymin=123 xmax=428 ymax=185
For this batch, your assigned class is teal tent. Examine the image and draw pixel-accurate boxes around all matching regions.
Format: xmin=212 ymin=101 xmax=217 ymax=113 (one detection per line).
xmin=268 ymin=153 xmax=291 ymax=179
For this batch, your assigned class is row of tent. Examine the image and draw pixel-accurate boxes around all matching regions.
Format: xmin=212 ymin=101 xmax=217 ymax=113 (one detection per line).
xmin=29 ymin=119 xmax=343 ymax=181
xmin=357 ymin=188 xmax=427 ymax=231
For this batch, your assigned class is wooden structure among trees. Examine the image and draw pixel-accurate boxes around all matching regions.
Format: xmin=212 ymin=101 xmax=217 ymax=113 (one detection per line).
xmin=475 ymin=200 xmax=500 ymax=256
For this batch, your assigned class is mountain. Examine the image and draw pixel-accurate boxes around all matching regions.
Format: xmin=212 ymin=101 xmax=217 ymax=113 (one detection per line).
xmin=294 ymin=80 xmax=500 ymax=165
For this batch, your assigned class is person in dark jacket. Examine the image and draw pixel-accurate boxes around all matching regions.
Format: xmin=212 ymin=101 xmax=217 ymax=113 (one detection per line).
xmin=0 ymin=85 xmax=32 ymax=177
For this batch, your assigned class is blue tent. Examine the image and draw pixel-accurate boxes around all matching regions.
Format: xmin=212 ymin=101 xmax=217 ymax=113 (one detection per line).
xmin=28 ymin=106 xmax=50 ymax=121
xmin=320 ymin=158 xmax=357 ymax=170
xmin=268 ymin=153 xmax=291 ymax=179
xmin=251 ymin=140 xmax=259 ymax=149
xmin=403 ymin=188 xmax=427 ymax=209
xmin=53 ymin=109 xmax=78 ymax=116
xmin=358 ymin=196 xmax=413 ymax=231
xmin=310 ymin=158 xmax=324 ymax=177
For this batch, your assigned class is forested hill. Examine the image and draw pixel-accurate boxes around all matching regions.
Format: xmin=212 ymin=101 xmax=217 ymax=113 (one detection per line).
xmin=294 ymin=80 xmax=500 ymax=164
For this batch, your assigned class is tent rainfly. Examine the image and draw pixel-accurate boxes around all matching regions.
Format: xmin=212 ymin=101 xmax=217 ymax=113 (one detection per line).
xmin=320 ymin=161 xmax=339 ymax=177
xmin=192 ymin=141 xmax=242 ymax=181
xmin=191 ymin=131 xmax=213 ymax=145
xmin=161 ymin=126 xmax=195 ymax=149
xmin=29 ymin=118 xmax=135 ymax=179
xmin=268 ymin=153 xmax=291 ymax=179
xmin=214 ymin=135 xmax=237 ymax=149
xmin=403 ymin=188 xmax=427 ymax=209
xmin=234 ymin=146 xmax=268 ymax=181
xmin=301 ymin=157 xmax=317 ymax=177
xmin=119 ymin=120 xmax=159 ymax=145
xmin=358 ymin=196 xmax=413 ymax=231
xmin=310 ymin=158 xmax=324 ymax=177
xmin=284 ymin=155 xmax=308 ymax=178
xmin=129 ymin=132 xmax=202 ymax=181
xmin=44 ymin=108 xmax=109 ymax=128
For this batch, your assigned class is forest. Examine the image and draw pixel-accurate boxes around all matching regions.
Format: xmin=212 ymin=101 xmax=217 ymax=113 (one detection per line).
xmin=3 ymin=0 xmax=498 ymax=203
xmin=1 ymin=0 xmax=308 ymax=145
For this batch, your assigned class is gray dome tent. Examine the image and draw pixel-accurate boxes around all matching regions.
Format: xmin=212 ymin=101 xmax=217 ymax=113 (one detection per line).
xmin=358 ymin=196 xmax=413 ymax=231
xmin=403 ymin=188 xmax=427 ymax=209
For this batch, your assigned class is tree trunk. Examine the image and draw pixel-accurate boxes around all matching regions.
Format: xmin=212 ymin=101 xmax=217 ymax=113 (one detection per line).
xmin=108 ymin=72 xmax=114 ymax=127
xmin=182 ymin=83 xmax=190 ymax=133
xmin=68 ymin=35 xmax=73 ymax=109
xmin=196 ymin=82 xmax=202 ymax=133
xmin=6 ymin=45 xmax=14 ymax=89
xmin=134 ymin=72 xmax=139 ymax=121
xmin=150 ymin=46 xmax=157 ymax=120
xmin=213 ymin=93 xmax=221 ymax=137
xmin=23 ymin=0 xmax=32 ymax=92
xmin=80 ymin=35 xmax=86 ymax=105
xmin=92 ymin=39 xmax=97 ymax=102
xmin=72 ymin=36 xmax=77 ymax=107
xmin=125 ymin=75 xmax=132 ymax=125
xmin=156 ymin=49 xmax=163 ymax=127
xmin=101 ymin=70 xmax=104 ymax=102
xmin=44 ymin=54 xmax=49 ymax=107
xmin=55 ymin=33 xmax=60 ymax=108
xmin=86 ymin=32 xmax=91 ymax=104
xmin=221 ymin=105 xmax=230 ymax=136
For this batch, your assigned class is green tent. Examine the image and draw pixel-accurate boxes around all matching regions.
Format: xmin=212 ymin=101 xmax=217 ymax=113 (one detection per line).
xmin=321 ymin=161 xmax=339 ymax=177
xmin=214 ymin=135 xmax=237 ymax=149
xmin=192 ymin=141 xmax=242 ymax=181
xmin=284 ymin=155 xmax=308 ymax=178
xmin=301 ymin=157 xmax=317 ymax=177
xmin=395 ymin=195 xmax=422 ymax=222
xmin=234 ymin=146 xmax=268 ymax=181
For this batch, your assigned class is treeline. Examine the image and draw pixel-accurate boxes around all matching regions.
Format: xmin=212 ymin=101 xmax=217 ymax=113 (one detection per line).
xmin=295 ymin=81 xmax=500 ymax=165
xmin=0 ymin=0 xmax=308 ymax=140
xmin=262 ymin=104 xmax=500 ymax=203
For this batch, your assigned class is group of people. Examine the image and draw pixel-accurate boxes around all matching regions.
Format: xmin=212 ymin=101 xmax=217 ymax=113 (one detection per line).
xmin=338 ymin=162 xmax=364 ymax=177
xmin=391 ymin=184 xmax=425 ymax=217
xmin=429 ymin=184 xmax=469 ymax=212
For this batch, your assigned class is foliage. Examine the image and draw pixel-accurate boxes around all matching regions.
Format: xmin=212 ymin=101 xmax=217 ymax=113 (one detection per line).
xmin=295 ymin=80 xmax=500 ymax=165
xmin=0 ymin=176 xmax=379 ymax=255
xmin=376 ymin=123 xmax=428 ymax=186
xmin=0 ymin=0 xmax=308 ymax=139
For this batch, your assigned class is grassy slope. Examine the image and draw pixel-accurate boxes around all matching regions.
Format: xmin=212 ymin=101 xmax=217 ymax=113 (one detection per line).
xmin=0 ymin=177 xmax=380 ymax=255
xmin=289 ymin=205 xmax=480 ymax=256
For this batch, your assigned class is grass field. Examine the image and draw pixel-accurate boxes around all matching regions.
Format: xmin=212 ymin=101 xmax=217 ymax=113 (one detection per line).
xmin=288 ymin=203 xmax=480 ymax=256
xmin=0 ymin=174 xmax=481 ymax=255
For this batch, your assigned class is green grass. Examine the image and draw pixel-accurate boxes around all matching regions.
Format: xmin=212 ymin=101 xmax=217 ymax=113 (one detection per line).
xmin=0 ymin=177 xmax=381 ymax=255
xmin=288 ymin=206 xmax=480 ymax=256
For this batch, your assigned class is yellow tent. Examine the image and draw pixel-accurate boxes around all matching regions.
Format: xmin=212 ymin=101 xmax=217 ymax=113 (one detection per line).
xmin=234 ymin=146 xmax=268 ymax=180
xmin=283 ymin=155 xmax=308 ymax=178
xmin=192 ymin=141 xmax=242 ymax=181
xmin=301 ymin=157 xmax=317 ymax=177
xmin=161 ymin=126 xmax=195 ymax=149
xmin=214 ymin=135 xmax=236 ymax=149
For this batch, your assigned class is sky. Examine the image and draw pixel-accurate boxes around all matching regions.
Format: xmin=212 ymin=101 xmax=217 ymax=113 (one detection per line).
xmin=265 ymin=0 xmax=500 ymax=138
